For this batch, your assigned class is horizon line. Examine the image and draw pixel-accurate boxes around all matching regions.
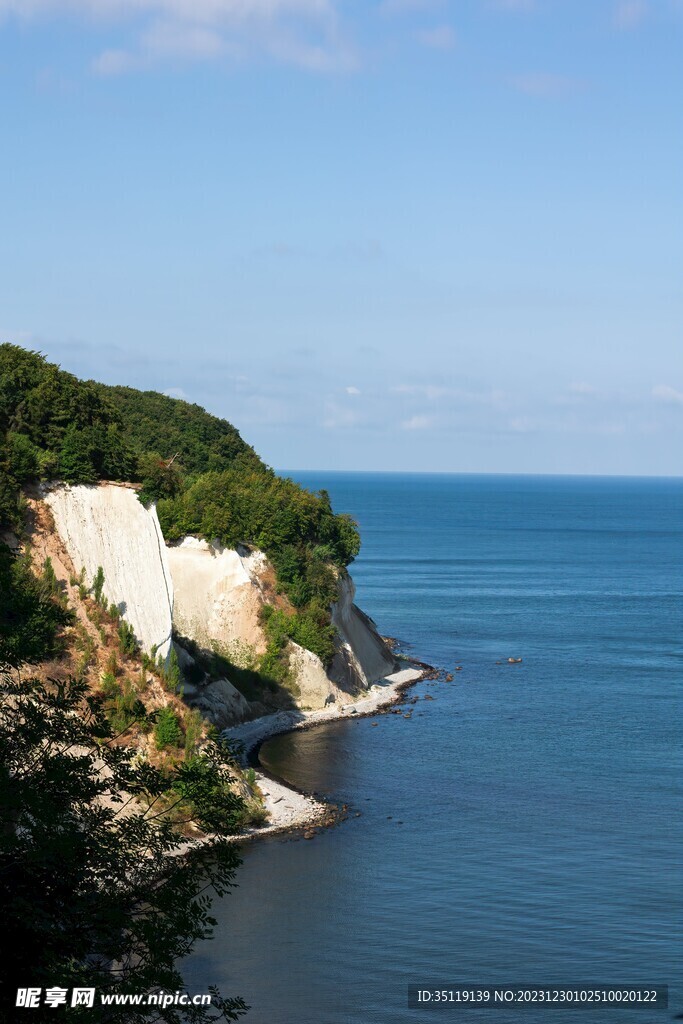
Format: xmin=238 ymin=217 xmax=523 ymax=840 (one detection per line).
xmin=276 ymin=468 xmax=682 ymax=481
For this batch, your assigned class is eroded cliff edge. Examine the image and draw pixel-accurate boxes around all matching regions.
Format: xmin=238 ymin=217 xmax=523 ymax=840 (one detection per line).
xmin=43 ymin=482 xmax=175 ymax=662
xmin=38 ymin=482 xmax=399 ymax=730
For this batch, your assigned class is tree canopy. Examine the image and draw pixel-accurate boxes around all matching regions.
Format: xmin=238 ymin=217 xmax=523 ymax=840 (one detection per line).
xmin=0 ymin=343 xmax=361 ymax=664
xmin=0 ymin=669 xmax=249 ymax=1023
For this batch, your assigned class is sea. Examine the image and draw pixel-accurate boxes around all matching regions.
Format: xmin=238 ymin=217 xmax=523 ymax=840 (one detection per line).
xmin=183 ymin=473 xmax=682 ymax=1024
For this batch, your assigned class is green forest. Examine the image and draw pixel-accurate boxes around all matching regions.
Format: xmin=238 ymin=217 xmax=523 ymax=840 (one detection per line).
xmin=0 ymin=343 xmax=360 ymax=669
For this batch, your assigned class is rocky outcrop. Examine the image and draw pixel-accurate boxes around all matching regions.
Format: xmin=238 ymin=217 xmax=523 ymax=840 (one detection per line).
xmin=329 ymin=573 xmax=396 ymax=689
xmin=287 ymin=641 xmax=342 ymax=709
xmin=42 ymin=483 xmax=174 ymax=662
xmin=167 ymin=536 xmax=397 ymax=712
xmin=288 ymin=575 xmax=398 ymax=709
xmin=166 ymin=538 xmax=267 ymax=658
xmin=182 ymin=676 xmax=253 ymax=730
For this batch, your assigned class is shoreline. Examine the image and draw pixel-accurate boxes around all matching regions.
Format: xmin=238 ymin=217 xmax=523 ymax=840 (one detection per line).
xmin=223 ymin=665 xmax=428 ymax=841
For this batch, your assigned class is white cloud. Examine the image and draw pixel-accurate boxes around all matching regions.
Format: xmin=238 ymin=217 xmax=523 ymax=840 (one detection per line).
xmin=613 ymin=0 xmax=648 ymax=30
xmin=92 ymin=48 xmax=135 ymax=74
xmin=142 ymin=21 xmax=228 ymax=59
xmin=652 ymin=385 xmax=683 ymax=405
xmin=162 ymin=386 xmax=188 ymax=399
xmin=401 ymin=414 xmax=432 ymax=430
xmin=568 ymin=381 xmax=598 ymax=395
xmin=416 ymin=24 xmax=456 ymax=49
xmin=345 ymin=385 xmax=361 ymax=395
xmin=266 ymin=29 xmax=357 ymax=72
xmin=509 ymin=72 xmax=585 ymax=97
xmin=0 ymin=0 xmax=357 ymax=74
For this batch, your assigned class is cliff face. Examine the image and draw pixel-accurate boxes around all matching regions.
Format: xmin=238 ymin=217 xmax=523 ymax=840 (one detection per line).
xmin=167 ymin=535 xmax=397 ymax=710
xmin=289 ymin=572 xmax=397 ymax=709
xmin=166 ymin=538 xmax=268 ymax=657
xmin=41 ymin=483 xmax=397 ymax=721
xmin=330 ymin=574 xmax=396 ymax=688
xmin=42 ymin=483 xmax=174 ymax=662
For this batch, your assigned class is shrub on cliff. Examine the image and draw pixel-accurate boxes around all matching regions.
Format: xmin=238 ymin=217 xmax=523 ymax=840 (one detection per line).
xmin=289 ymin=606 xmax=337 ymax=665
xmin=105 ymin=677 xmax=148 ymax=735
xmin=0 ymin=545 xmax=71 ymax=668
xmin=118 ymin=619 xmax=139 ymax=656
xmin=260 ymin=603 xmax=337 ymax=672
xmin=155 ymin=706 xmax=183 ymax=750
xmin=91 ymin=565 xmax=105 ymax=605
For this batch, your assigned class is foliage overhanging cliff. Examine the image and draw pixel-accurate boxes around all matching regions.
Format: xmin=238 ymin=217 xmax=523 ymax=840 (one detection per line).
xmin=0 ymin=344 xmax=361 ymax=666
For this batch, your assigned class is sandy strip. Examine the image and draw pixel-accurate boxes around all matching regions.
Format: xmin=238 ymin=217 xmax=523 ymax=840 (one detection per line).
xmin=223 ymin=667 xmax=425 ymax=839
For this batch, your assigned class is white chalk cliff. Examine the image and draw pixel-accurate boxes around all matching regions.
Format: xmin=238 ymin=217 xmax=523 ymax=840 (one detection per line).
xmin=43 ymin=483 xmax=174 ymax=662
xmin=166 ymin=538 xmax=267 ymax=657
xmin=330 ymin=574 xmax=396 ymax=689
xmin=42 ymin=483 xmax=397 ymax=720
xmin=168 ymin=536 xmax=396 ymax=710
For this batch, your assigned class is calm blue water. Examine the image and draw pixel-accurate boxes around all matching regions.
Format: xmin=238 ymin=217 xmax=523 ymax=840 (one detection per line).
xmin=184 ymin=473 xmax=682 ymax=1024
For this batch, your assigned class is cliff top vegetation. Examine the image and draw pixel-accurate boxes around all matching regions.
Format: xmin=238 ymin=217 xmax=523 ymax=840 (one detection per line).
xmin=0 ymin=344 xmax=360 ymax=660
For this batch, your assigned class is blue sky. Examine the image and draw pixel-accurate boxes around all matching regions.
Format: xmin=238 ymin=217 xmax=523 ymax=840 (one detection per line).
xmin=1 ymin=0 xmax=681 ymax=475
